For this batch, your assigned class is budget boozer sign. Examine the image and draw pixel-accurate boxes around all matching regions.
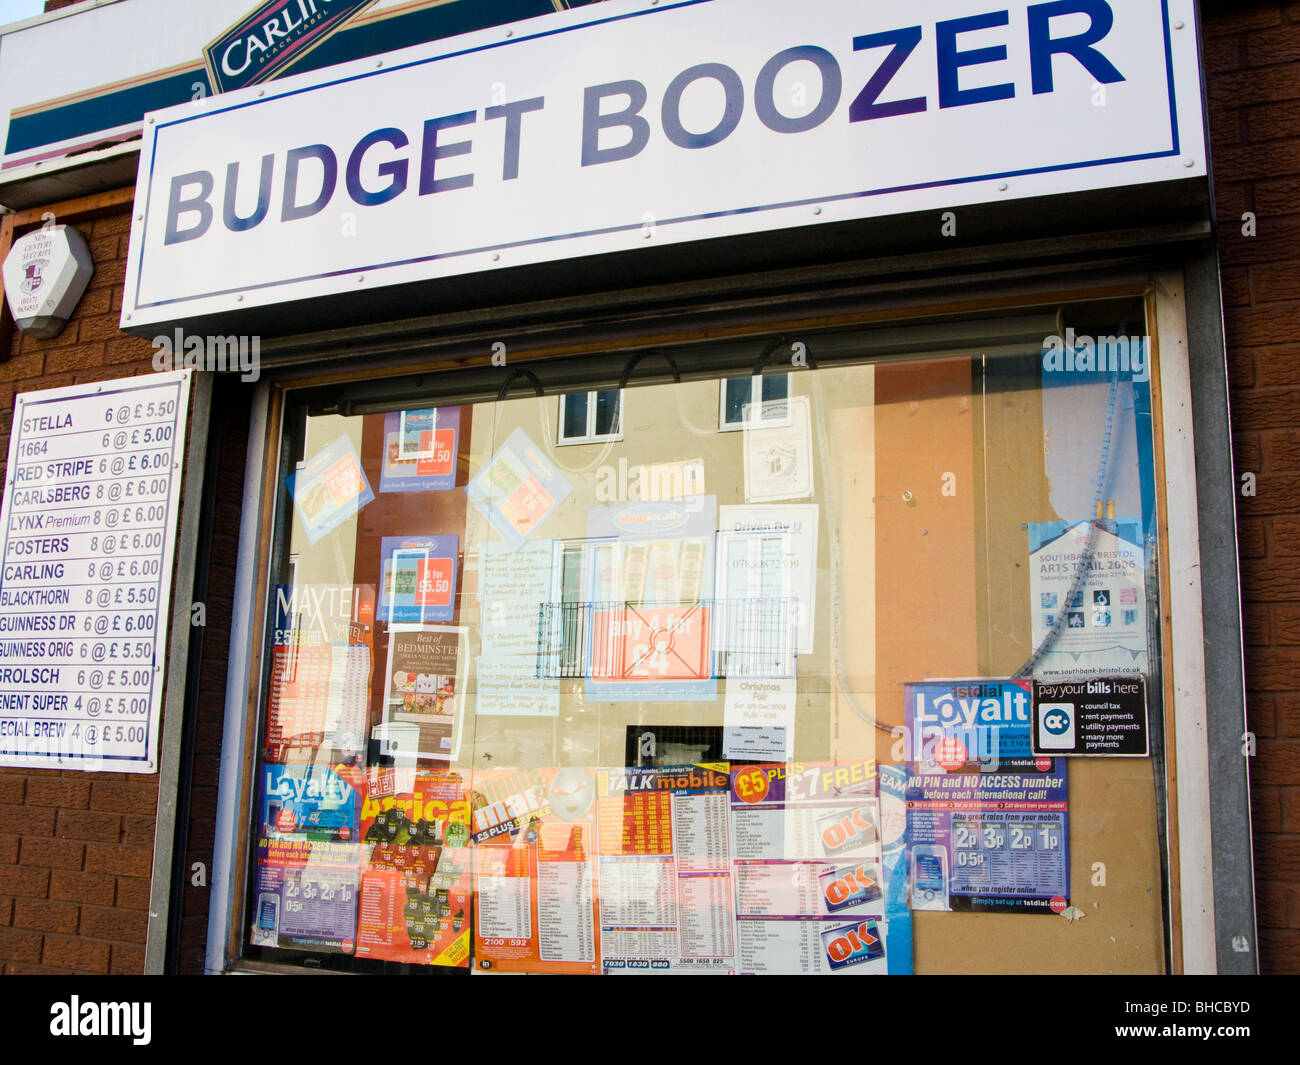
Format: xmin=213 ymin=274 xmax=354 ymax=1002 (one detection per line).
xmin=122 ymin=0 xmax=1205 ymax=328
xmin=0 ymin=373 xmax=191 ymax=773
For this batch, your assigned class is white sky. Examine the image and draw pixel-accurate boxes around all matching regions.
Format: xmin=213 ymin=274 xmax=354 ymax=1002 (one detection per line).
xmin=0 ymin=0 xmax=56 ymax=31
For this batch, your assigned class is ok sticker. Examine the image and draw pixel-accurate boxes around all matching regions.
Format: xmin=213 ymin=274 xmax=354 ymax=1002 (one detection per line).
xmin=820 ymin=917 xmax=884 ymax=970
xmin=819 ymin=861 xmax=883 ymax=913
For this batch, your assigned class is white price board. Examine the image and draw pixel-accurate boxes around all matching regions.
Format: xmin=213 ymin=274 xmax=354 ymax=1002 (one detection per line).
xmin=0 ymin=371 xmax=191 ymax=773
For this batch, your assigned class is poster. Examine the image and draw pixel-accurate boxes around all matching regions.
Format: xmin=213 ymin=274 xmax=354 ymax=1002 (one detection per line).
xmin=906 ymin=678 xmax=1039 ymax=773
xmin=287 ymin=433 xmax=374 ymax=544
xmin=377 ymin=535 xmax=459 ymax=624
xmin=598 ymin=765 xmax=735 ymax=974
xmin=381 ymin=625 xmax=466 ymax=762
xmin=723 ymin=677 xmax=796 ymax=761
xmin=476 ymin=656 xmax=560 ymax=717
xmin=717 ymin=504 xmax=819 ymax=655
xmin=728 ymin=761 xmax=897 ymax=974
xmin=467 ymin=428 xmax=572 ymax=549
xmin=478 ymin=540 xmax=555 ymax=657
xmin=250 ymin=764 xmax=361 ymax=953
xmin=472 ymin=767 xmax=601 ymax=973
xmin=379 ymin=407 xmax=460 ymax=493
xmin=258 ymin=763 xmax=360 ymax=842
xmin=743 ymin=395 xmax=814 ymax=502
xmin=906 ymin=679 xmax=1069 ymax=913
xmin=355 ymin=768 xmax=473 ymax=967
xmin=266 ymin=584 xmax=374 ymax=762
xmin=1028 ymin=518 xmax=1148 ymax=681
xmin=584 ymin=496 xmax=718 ymax=702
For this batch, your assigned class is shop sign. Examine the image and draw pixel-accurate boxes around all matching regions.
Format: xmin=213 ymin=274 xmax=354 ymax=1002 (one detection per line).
xmin=123 ymin=0 xmax=1206 ymax=328
xmin=204 ymin=0 xmax=378 ymax=94
xmin=0 ymin=372 xmax=191 ymax=773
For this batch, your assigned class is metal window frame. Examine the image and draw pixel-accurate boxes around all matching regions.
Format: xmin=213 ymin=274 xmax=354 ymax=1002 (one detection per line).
xmin=203 ymin=248 xmax=1252 ymax=975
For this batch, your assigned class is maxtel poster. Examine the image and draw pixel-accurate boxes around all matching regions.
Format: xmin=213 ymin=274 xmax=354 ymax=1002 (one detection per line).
xmin=265 ymin=584 xmax=375 ymax=762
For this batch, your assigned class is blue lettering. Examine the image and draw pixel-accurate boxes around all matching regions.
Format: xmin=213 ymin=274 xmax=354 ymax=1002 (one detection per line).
xmin=582 ymin=80 xmax=651 ymax=167
xmin=163 ymin=171 xmax=215 ymax=245
xmin=937 ymin=10 xmax=1016 ymax=109
xmin=223 ymin=154 xmax=274 ymax=232
xmin=346 ymin=128 xmax=409 ymax=206
xmin=419 ymin=111 xmax=476 ymax=195
xmin=281 ymin=144 xmax=337 ymax=222
xmin=484 ymin=97 xmax=545 ymax=181
xmin=1028 ymin=0 xmax=1124 ymax=95
xmin=755 ymin=46 xmax=841 ymax=134
xmin=661 ymin=63 xmax=744 ymax=149
xmin=850 ymin=27 xmax=926 ymax=122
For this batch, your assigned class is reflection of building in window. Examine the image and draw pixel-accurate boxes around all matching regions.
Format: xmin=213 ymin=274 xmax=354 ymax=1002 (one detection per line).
xmin=719 ymin=373 xmax=790 ymax=431
xmin=558 ymin=389 xmax=621 ymax=444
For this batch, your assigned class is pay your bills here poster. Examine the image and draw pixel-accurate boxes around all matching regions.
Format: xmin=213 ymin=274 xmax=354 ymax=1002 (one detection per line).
xmin=905 ymin=679 xmax=1069 ymax=914
xmin=729 ymin=761 xmax=896 ymax=974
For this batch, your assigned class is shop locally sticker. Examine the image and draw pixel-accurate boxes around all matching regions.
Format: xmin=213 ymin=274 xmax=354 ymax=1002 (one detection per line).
xmin=1032 ymin=677 xmax=1149 ymax=757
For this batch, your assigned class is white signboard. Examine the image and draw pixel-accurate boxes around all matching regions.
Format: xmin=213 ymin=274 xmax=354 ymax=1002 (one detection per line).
xmin=122 ymin=0 xmax=1206 ymax=327
xmin=0 ymin=372 xmax=191 ymax=773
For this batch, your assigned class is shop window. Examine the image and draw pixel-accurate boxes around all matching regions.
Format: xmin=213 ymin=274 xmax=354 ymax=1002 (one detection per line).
xmin=719 ymin=372 xmax=790 ymax=430
xmin=558 ymin=388 xmax=621 ymax=444
xmin=238 ymin=305 xmax=1171 ymax=976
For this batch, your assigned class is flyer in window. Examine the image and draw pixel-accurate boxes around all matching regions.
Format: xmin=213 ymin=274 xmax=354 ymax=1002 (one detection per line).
xmin=478 ymin=540 xmax=555 ymax=658
xmin=250 ymin=764 xmax=361 ymax=954
xmin=467 ymin=428 xmax=572 ymax=549
xmin=471 ymin=767 xmax=601 ymax=974
xmin=905 ymin=678 xmax=1070 ymax=914
xmin=717 ymin=503 xmax=819 ymax=655
xmin=377 ymin=534 xmax=459 ymax=624
xmin=583 ymin=496 xmax=718 ymax=703
xmin=743 ymin=395 xmax=814 ymax=503
xmin=729 ymin=761 xmax=896 ymax=974
xmin=1027 ymin=518 xmax=1148 ymax=681
xmin=381 ymin=625 xmax=466 ymax=762
xmin=265 ymin=584 xmax=375 ymax=762
xmin=286 ymin=433 xmax=374 ymax=544
xmin=379 ymin=407 xmax=460 ymax=494
xmin=598 ymin=765 xmax=736 ymax=974
xmin=355 ymin=767 xmax=472 ymax=967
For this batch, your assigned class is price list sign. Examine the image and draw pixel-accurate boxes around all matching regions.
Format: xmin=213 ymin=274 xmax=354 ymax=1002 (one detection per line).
xmin=0 ymin=371 xmax=191 ymax=773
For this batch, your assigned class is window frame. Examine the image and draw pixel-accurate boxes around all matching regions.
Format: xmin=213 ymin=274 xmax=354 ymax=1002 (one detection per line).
xmin=557 ymin=388 xmax=623 ymax=445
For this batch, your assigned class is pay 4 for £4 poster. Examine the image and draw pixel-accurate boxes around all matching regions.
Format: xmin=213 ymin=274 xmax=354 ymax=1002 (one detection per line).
xmin=472 ymin=767 xmax=601 ymax=974
xmin=728 ymin=761 xmax=904 ymax=974
xmin=355 ymin=768 xmax=473 ymax=967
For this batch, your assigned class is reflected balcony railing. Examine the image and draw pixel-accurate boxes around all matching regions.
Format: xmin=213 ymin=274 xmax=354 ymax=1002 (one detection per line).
xmin=535 ymin=597 xmax=797 ymax=680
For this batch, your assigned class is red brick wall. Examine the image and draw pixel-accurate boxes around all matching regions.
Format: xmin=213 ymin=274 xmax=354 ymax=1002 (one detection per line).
xmin=1205 ymin=0 xmax=1300 ymax=974
xmin=0 ymin=210 xmax=161 ymax=973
